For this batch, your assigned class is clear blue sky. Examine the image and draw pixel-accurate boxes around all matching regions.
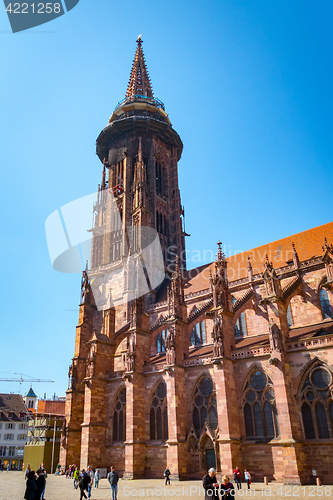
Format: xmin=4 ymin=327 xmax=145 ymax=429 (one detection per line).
xmin=1 ymin=0 xmax=332 ymax=398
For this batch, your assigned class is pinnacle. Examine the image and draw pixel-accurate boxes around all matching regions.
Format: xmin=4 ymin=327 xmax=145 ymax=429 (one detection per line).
xmin=126 ymin=37 xmax=154 ymax=99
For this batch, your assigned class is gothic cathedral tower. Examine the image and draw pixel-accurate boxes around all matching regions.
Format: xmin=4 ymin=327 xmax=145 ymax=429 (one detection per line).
xmin=60 ymin=38 xmax=187 ymax=474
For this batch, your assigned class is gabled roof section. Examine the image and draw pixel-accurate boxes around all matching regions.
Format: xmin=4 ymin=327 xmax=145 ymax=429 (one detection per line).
xmin=0 ymin=394 xmax=29 ymax=421
xmin=126 ymin=36 xmax=154 ymax=99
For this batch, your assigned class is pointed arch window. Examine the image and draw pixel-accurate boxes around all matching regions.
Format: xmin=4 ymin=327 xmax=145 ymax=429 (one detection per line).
xmin=300 ymin=366 xmax=333 ymax=439
xmin=232 ymin=298 xmax=247 ymax=338
xmin=150 ymin=381 xmax=168 ymax=441
xmin=192 ymin=376 xmax=218 ymax=435
xmin=157 ymin=329 xmax=167 ymax=353
xmin=287 ymin=304 xmax=293 ymax=327
xmin=235 ymin=313 xmax=247 ymax=337
xmin=190 ymin=321 xmax=207 ymax=346
xmin=319 ymin=288 xmax=333 ymax=319
xmin=243 ymin=369 xmax=280 ymax=440
xmin=113 ymin=388 xmax=126 ymax=443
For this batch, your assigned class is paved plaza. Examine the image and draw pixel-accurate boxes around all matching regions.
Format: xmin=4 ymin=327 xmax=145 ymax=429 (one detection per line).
xmin=0 ymin=472 xmax=332 ymax=500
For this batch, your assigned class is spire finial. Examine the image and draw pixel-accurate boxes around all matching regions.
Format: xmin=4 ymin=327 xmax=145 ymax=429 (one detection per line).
xmin=126 ymin=37 xmax=154 ymax=99
xmin=217 ymin=241 xmax=223 ymax=260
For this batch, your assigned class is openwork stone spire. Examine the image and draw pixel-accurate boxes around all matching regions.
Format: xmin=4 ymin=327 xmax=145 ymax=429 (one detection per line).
xmin=126 ymin=36 xmax=154 ymax=98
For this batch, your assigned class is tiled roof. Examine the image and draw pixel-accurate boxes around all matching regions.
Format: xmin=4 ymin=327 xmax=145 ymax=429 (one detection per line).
xmin=182 ymin=221 xmax=333 ymax=297
xmin=0 ymin=394 xmax=29 ymax=421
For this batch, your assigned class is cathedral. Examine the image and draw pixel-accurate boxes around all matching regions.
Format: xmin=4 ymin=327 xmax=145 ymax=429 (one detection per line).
xmin=60 ymin=38 xmax=333 ymax=484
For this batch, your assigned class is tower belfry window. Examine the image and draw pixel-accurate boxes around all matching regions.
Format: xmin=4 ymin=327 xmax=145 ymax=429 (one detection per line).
xmin=113 ymin=161 xmax=124 ymax=196
xmin=156 ymin=161 xmax=163 ymax=196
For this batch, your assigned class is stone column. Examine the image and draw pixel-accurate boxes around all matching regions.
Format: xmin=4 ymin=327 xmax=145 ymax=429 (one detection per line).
xmin=165 ymin=365 xmax=188 ymax=480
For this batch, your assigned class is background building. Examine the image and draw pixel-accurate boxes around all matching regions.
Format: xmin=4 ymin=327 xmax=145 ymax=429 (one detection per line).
xmin=24 ymin=397 xmax=65 ymax=473
xmin=0 ymin=393 xmax=29 ymax=470
xmin=60 ymin=39 xmax=333 ymax=484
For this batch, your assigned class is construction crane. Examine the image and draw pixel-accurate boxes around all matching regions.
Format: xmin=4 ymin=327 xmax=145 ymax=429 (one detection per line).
xmin=0 ymin=373 xmax=54 ymax=393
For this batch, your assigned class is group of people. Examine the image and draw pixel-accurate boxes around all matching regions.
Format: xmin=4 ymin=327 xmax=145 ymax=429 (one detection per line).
xmin=72 ymin=465 xmax=119 ymax=500
xmin=24 ymin=464 xmax=46 ymax=500
xmin=203 ymin=466 xmax=252 ymax=499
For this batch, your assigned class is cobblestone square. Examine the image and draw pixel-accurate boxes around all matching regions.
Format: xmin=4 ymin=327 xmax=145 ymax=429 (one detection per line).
xmin=0 ymin=472 xmax=332 ymax=500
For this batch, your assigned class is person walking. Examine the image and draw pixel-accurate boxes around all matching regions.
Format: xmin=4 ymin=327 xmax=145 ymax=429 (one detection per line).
xmin=164 ymin=466 xmax=171 ymax=485
xmin=24 ymin=470 xmax=38 ymax=500
xmin=233 ymin=466 xmax=242 ymax=490
xmin=74 ymin=467 xmax=80 ymax=489
xmin=36 ymin=468 xmax=46 ymax=500
xmin=79 ymin=469 xmax=90 ymax=500
xmin=94 ymin=469 xmax=100 ymax=488
xmin=244 ymin=469 xmax=252 ymax=489
xmin=202 ymin=467 xmax=219 ymax=500
xmin=108 ymin=466 xmax=119 ymax=500
xmin=220 ymin=475 xmax=235 ymax=500
xmin=86 ymin=466 xmax=94 ymax=498
xmin=25 ymin=464 xmax=31 ymax=480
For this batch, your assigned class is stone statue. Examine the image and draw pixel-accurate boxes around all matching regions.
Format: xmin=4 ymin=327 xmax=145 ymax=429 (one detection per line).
xmin=269 ymin=321 xmax=283 ymax=353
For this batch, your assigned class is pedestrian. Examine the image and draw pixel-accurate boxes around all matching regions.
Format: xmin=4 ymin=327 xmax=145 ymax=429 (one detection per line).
xmin=107 ymin=465 xmax=119 ymax=500
xmin=24 ymin=470 xmax=38 ymax=500
xmin=94 ymin=468 xmax=100 ymax=488
xmin=220 ymin=475 xmax=235 ymax=500
xmin=244 ymin=469 xmax=252 ymax=489
xmin=87 ymin=465 xmax=94 ymax=498
xmin=233 ymin=466 xmax=242 ymax=490
xmin=202 ymin=467 xmax=219 ymax=500
xmin=7 ymin=463 xmax=10 ymax=472
xmin=25 ymin=463 xmax=31 ymax=480
xmin=79 ymin=469 xmax=90 ymax=500
xmin=36 ymin=468 xmax=46 ymax=500
xmin=164 ymin=466 xmax=171 ymax=485
xmin=74 ymin=467 xmax=80 ymax=489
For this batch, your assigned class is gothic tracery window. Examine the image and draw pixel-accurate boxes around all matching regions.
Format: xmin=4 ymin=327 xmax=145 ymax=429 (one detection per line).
xmin=243 ymin=369 xmax=280 ymax=440
xmin=113 ymin=388 xmax=126 ymax=443
xmin=300 ymin=366 xmax=333 ymax=439
xmin=319 ymin=288 xmax=333 ymax=320
xmin=150 ymin=381 xmax=168 ymax=441
xmin=192 ymin=376 xmax=218 ymax=435
xmin=190 ymin=321 xmax=206 ymax=346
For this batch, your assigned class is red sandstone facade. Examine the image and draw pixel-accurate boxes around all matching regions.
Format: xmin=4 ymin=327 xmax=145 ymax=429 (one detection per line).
xmin=59 ymin=38 xmax=333 ymax=484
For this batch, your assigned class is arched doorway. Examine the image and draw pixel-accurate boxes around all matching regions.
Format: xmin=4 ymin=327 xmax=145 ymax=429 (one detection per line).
xmin=200 ymin=434 xmax=216 ymax=470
